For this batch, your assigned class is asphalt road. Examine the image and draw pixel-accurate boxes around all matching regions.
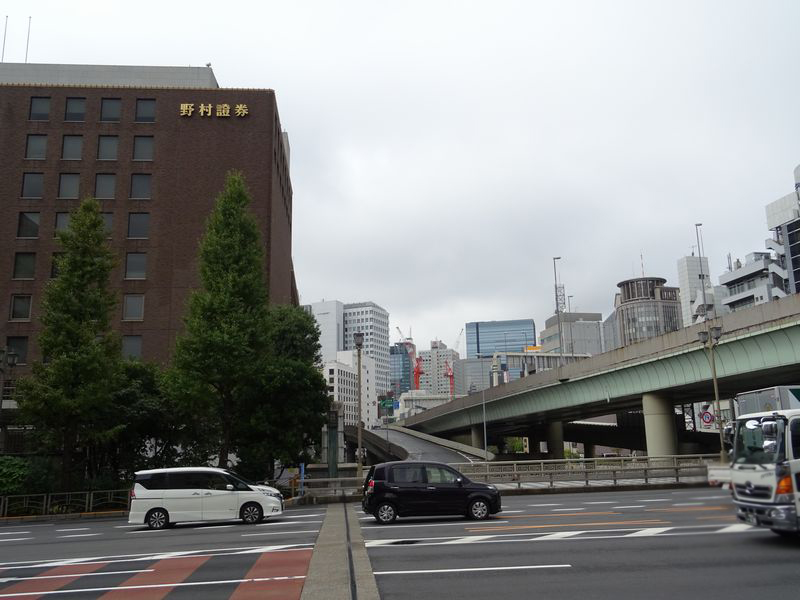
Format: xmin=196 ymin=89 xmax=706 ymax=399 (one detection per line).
xmin=0 ymin=507 xmax=323 ymax=598
xmin=375 ymin=428 xmax=481 ymax=464
xmin=360 ymin=487 xmax=800 ymax=600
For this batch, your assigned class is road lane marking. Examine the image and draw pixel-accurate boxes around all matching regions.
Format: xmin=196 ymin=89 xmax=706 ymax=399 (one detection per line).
xmin=624 ymin=527 xmax=673 ymax=537
xmin=241 ymin=530 xmax=319 ymax=537
xmin=501 ymin=510 xmax=524 ymax=513
xmin=57 ymin=534 xmax=100 ymax=539
xmin=374 ymin=564 xmax=571 ymax=575
xmin=645 ymin=506 xmax=728 ymax=513
xmin=55 ymin=528 xmax=89 ymax=533
xmin=0 ymin=569 xmax=153 ymax=583
xmin=362 ymin=520 xmax=509 ymax=529
xmin=534 ymin=531 xmax=584 ymax=540
xmin=0 ymin=576 xmax=307 ymax=597
xmin=0 ymin=532 xmax=30 ymax=536
xmin=582 ymin=501 xmax=615 ymax=505
xmin=638 ymin=499 xmax=669 ymax=502
xmin=506 ymin=512 xmax=617 ymax=518
xmin=257 ymin=520 xmax=323 ymax=527
xmin=672 ymin=503 xmax=704 ymax=506
xmin=717 ymin=524 xmax=754 ymax=533
xmin=551 ymin=508 xmax=585 ymax=512
xmin=114 ymin=525 xmax=140 ymax=529
xmin=195 ymin=525 xmax=234 ymax=530
xmin=276 ymin=513 xmax=324 ymax=518
xmin=441 ymin=535 xmax=495 ymax=544
xmin=527 ymin=503 xmax=561 ymax=507
xmin=690 ymin=495 xmax=731 ymax=500
xmin=0 ymin=539 xmax=33 ymax=543
xmin=465 ymin=520 xmax=669 ymax=532
xmin=613 ymin=506 xmax=645 ymax=509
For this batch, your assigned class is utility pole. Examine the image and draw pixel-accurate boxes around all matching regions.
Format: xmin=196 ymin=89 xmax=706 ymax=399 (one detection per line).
xmin=553 ymin=257 xmax=564 ymax=367
xmin=354 ymin=332 xmax=364 ymax=480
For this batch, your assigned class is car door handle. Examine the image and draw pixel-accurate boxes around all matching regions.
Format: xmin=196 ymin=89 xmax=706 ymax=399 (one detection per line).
xmin=203 ymin=492 xmax=212 ymax=496
xmin=426 ymin=486 xmax=436 ymax=490
xmin=192 ymin=492 xmax=201 ymax=496
xmin=389 ymin=486 xmax=399 ymax=490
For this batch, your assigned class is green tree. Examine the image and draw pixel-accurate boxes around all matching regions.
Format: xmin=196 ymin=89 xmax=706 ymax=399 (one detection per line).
xmin=171 ymin=172 xmax=272 ymax=467
xmin=16 ymin=198 xmax=120 ymax=489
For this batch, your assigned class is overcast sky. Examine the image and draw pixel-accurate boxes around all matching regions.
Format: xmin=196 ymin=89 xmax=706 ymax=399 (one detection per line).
xmin=7 ymin=0 xmax=800 ymax=352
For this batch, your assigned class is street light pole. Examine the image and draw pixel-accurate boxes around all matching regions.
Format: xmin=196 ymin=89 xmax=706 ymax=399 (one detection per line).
xmin=553 ymin=257 xmax=564 ymax=367
xmin=482 ymin=388 xmax=489 ymax=480
xmin=354 ymin=332 xmax=364 ymax=481
xmin=567 ymin=295 xmax=575 ymax=354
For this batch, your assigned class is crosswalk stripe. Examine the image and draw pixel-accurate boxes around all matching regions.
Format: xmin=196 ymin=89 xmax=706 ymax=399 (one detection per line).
xmin=0 ymin=562 xmax=106 ymax=597
xmin=230 ymin=548 xmax=312 ymax=599
xmin=624 ymin=527 xmax=673 ymax=537
xmin=716 ymin=524 xmax=754 ymax=533
xmin=98 ymin=555 xmax=210 ymax=599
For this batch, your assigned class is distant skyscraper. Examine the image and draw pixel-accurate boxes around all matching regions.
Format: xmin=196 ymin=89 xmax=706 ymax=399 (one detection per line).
xmin=390 ymin=341 xmax=414 ymax=397
xmin=465 ymin=319 xmax=536 ymax=358
xmin=677 ymin=255 xmax=727 ymax=325
xmin=303 ymin=300 xmax=344 ymax=364
xmin=419 ymin=341 xmax=461 ymax=396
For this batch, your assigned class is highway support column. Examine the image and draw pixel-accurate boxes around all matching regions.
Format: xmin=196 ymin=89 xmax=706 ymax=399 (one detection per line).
xmin=547 ymin=421 xmax=564 ymax=459
xmin=470 ymin=424 xmax=484 ymax=449
xmin=642 ymin=392 xmax=677 ymax=456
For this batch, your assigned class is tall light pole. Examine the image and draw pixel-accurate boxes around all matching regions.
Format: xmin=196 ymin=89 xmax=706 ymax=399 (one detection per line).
xmin=553 ymin=257 xmax=564 ymax=367
xmin=354 ymin=332 xmax=364 ymax=480
xmin=695 ymin=224 xmax=726 ymax=463
xmin=567 ymin=295 xmax=575 ymax=354
xmin=482 ymin=388 xmax=489 ymax=479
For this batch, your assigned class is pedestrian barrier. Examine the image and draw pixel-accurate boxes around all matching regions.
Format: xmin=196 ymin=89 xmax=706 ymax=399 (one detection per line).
xmin=0 ymin=489 xmax=130 ymax=518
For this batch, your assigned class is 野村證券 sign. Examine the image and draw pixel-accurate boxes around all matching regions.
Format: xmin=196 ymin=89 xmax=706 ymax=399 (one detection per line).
xmin=179 ymin=103 xmax=249 ymax=118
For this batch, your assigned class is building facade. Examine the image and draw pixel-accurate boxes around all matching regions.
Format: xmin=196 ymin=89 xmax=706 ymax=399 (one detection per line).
xmin=303 ymin=300 xmax=344 ymax=364
xmin=0 ymin=63 xmax=298 ymax=369
xmin=342 ymin=302 xmax=390 ymax=394
xmin=389 ymin=341 xmax=414 ymax=398
xmin=606 ymin=277 xmax=682 ymax=349
xmin=465 ymin=319 xmax=536 ymax=358
xmin=539 ymin=312 xmax=603 ymax=355
xmin=718 ymin=252 xmax=786 ymax=312
xmin=322 ymin=350 xmax=378 ymax=429
xmin=419 ymin=340 xmax=462 ymax=396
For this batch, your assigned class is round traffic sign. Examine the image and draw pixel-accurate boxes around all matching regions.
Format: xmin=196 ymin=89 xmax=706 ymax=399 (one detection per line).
xmin=701 ymin=411 xmax=714 ymax=424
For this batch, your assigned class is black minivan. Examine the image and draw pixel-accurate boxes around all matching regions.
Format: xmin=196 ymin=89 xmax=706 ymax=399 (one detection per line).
xmin=362 ymin=461 xmax=501 ymax=524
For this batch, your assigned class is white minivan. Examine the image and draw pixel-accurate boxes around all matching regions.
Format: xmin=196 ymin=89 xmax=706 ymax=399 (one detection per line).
xmin=129 ymin=467 xmax=284 ymax=529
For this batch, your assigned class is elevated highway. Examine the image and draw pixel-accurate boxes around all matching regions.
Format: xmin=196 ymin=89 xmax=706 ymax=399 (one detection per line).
xmin=401 ymin=295 xmax=800 ymax=456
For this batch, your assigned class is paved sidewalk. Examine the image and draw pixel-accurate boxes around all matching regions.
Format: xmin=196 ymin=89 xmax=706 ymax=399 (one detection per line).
xmin=301 ymin=503 xmax=379 ymax=600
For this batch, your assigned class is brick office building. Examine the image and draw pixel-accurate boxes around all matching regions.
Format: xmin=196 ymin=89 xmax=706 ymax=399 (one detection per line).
xmin=0 ymin=63 xmax=298 ymax=374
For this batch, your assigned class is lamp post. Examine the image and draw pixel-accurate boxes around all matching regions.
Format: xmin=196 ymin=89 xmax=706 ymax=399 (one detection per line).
xmin=354 ymin=332 xmax=364 ymax=480
xmin=553 ymin=257 xmax=564 ymax=367
xmin=567 ymin=295 xmax=575 ymax=354
xmin=482 ymin=388 xmax=489 ymax=480
xmin=698 ymin=326 xmax=726 ymax=463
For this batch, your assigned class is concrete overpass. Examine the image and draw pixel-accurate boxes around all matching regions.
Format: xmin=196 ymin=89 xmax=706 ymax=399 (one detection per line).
xmin=401 ymin=294 xmax=800 ymax=457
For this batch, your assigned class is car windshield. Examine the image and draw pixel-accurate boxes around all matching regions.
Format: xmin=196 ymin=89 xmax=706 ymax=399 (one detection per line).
xmin=733 ymin=417 xmax=786 ymax=465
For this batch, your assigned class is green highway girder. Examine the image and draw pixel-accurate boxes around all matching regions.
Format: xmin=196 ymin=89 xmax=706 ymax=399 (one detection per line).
xmin=416 ymin=319 xmax=800 ymax=435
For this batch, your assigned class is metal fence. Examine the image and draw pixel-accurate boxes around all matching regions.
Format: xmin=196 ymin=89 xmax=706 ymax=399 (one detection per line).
xmin=0 ymin=489 xmax=130 ymax=518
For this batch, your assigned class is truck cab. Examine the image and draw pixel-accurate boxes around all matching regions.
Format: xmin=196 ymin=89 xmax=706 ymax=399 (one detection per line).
xmin=730 ymin=408 xmax=800 ymax=535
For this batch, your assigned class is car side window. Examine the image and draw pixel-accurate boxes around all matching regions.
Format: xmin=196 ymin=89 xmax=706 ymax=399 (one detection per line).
xmin=170 ymin=472 xmax=205 ymax=489
xmin=426 ymin=466 xmax=459 ymax=484
xmin=391 ymin=465 xmax=425 ymax=483
xmin=225 ymin=475 xmax=251 ymax=491
xmin=790 ymin=419 xmax=800 ymax=460
xmin=205 ymin=474 xmax=232 ymax=490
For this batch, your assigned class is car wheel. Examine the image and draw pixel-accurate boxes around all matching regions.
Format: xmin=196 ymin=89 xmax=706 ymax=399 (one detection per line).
xmin=146 ymin=508 xmax=169 ymax=530
xmin=468 ymin=498 xmax=490 ymax=520
xmin=241 ymin=502 xmax=263 ymax=524
xmin=374 ymin=502 xmax=397 ymax=524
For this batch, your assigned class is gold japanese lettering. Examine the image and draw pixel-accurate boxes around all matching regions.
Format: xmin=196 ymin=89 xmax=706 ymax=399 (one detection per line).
xmin=216 ymin=103 xmax=231 ymax=117
xmin=198 ymin=103 xmax=212 ymax=117
xmin=179 ymin=103 xmax=194 ymax=117
xmin=234 ymin=103 xmax=249 ymax=117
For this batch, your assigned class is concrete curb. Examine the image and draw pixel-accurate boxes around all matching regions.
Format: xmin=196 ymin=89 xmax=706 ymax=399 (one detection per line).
xmin=300 ymin=503 xmax=379 ymax=600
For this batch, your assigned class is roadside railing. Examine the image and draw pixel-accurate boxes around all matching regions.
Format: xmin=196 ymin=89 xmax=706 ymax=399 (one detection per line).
xmin=0 ymin=489 xmax=130 ymax=518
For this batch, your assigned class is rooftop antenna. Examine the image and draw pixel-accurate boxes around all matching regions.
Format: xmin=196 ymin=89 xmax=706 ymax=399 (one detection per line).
xmin=640 ymin=251 xmax=645 ymax=277
xmin=24 ymin=16 xmax=30 ymax=63
xmin=2 ymin=16 xmax=7 ymax=62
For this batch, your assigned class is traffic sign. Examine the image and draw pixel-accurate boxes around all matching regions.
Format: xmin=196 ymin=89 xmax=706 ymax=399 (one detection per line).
xmin=701 ymin=411 xmax=714 ymax=425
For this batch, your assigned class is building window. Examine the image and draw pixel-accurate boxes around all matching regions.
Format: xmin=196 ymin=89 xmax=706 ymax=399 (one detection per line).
xmin=6 ymin=337 xmax=28 ymax=365
xmin=58 ymin=174 xmax=80 ymax=199
xmin=10 ymin=295 xmax=32 ymax=321
xmin=95 ymin=174 xmax=116 ymax=199
xmin=101 ymin=212 xmax=113 ymax=236
xmin=13 ymin=253 xmax=35 ymax=279
xmin=133 ymin=136 xmax=154 ymax=161
xmin=17 ymin=212 xmax=40 ymax=238
xmin=29 ymin=97 xmax=50 ymax=121
xmin=97 ymin=135 xmax=118 ymax=160
xmin=130 ymin=174 xmax=151 ymax=199
xmin=61 ymin=135 xmax=83 ymax=160
xmin=25 ymin=135 xmax=47 ymax=159
xmin=122 ymin=335 xmax=142 ymax=359
xmin=21 ymin=173 xmax=44 ymax=198
xmin=64 ymin=97 xmax=86 ymax=122
xmin=100 ymin=98 xmax=121 ymax=122
xmin=135 ymin=99 xmax=156 ymax=123
xmin=51 ymin=252 xmax=63 ymax=278
xmin=127 ymin=213 xmax=149 ymax=238
xmin=123 ymin=295 xmax=145 ymax=321
xmin=55 ymin=212 xmax=70 ymax=234
xmin=125 ymin=253 xmax=146 ymax=279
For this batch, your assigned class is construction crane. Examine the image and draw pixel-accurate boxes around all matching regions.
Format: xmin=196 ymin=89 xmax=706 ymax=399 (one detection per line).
xmin=413 ymin=356 xmax=424 ymax=390
xmin=453 ymin=327 xmax=464 ymax=357
xmin=445 ymin=359 xmax=454 ymax=400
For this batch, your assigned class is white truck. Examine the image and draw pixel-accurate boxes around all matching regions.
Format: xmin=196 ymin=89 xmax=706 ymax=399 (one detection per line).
xmin=728 ymin=386 xmax=800 ymax=536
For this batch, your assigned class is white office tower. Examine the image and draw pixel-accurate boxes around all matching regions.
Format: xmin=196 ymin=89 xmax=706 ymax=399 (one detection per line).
xmin=303 ymin=300 xmax=344 ymax=364
xmin=322 ymin=351 xmax=379 ymax=429
xmin=343 ymin=302 xmax=391 ymax=394
xmin=419 ymin=341 xmax=462 ymax=396
xmin=677 ymin=256 xmax=726 ymax=325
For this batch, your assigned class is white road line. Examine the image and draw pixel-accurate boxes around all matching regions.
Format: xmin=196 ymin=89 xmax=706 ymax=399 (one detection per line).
xmin=717 ymin=524 xmax=754 ymax=533
xmin=374 ymin=564 xmax=571 ymax=575
xmin=582 ymin=501 xmax=614 ymax=505
xmin=0 ymin=538 xmax=33 ymax=543
xmin=672 ymin=503 xmax=704 ymax=507
xmin=501 ymin=510 xmax=524 ymax=513
xmin=362 ymin=521 xmax=509 ymax=529
xmin=528 ymin=503 xmax=562 ymax=507
xmin=114 ymin=525 xmax=140 ymax=529
xmin=55 ymin=528 xmax=89 ymax=532
xmin=624 ymin=527 xmax=673 ymax=537
xmin=534 ymin=531 xmax=584 ymax=540
xmin=195 ymin=525 xmax=234 ymax=529
xmin=0 ymin=576 xmax=307 ymax=597
xmin=281 ymin=513 xmax=325 ymax=518
xmin=241 ymin=529 xmax=319 ymax=537
xmin=0 ymin=569 xmax=153 ymax=584
xmin=441 ymin=535 xmax=495 ymax=544
xmin=551 ymin=508 xmax=585 ymax=512
xmin=613 ymin=505 xmax=645 ymax=509
xmin=57 ymin=534 xmax=101 ymax=539
xmin=257 ymin=520 xmax=323 ymax=527
xmin=691 ymin=495 xmax=731 ymax=500
xmin=638 ymin=499 xmax=669 ymax=502
xmin=0 ymin=532 xmax=29 ymax=536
